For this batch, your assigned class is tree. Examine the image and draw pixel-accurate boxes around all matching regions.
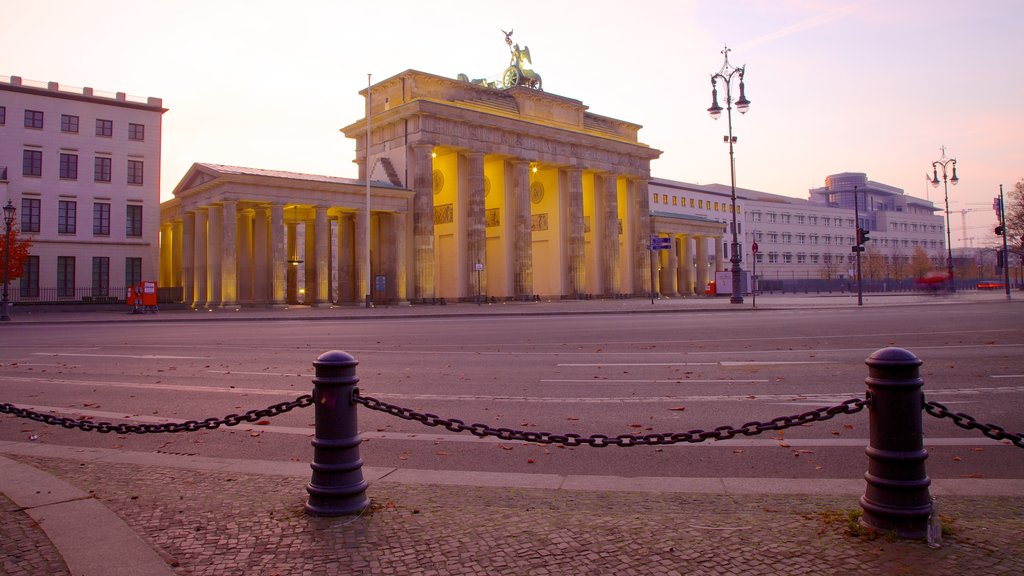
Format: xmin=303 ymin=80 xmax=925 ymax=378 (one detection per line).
xmin=863 ymin=247 xmax=886 ymax=281
xmin=1008 ymin=178 xmax=1024 ymax=250
xmin=1 ymin=224 xmax=33 ymax=281
xmin=910 ymin=246 xmax=932 ymax=279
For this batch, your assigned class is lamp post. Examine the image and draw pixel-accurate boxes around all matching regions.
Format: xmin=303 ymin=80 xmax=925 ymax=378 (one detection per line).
xmin=707 ymin=45 xmax=751 ymax=305
xmin=930 ymin=147 xmax=958 ymax=292
xmin=2 ymin=200 xmax=16 ymax=322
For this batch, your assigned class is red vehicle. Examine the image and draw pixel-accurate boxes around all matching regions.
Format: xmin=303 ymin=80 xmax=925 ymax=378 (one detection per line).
xmin=976 ymin=281 xmax=1005 ymax=290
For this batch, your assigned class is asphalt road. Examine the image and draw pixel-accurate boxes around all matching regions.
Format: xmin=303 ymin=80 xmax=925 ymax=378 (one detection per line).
xmin=2 ymin=299 xmax=1022 ymax=483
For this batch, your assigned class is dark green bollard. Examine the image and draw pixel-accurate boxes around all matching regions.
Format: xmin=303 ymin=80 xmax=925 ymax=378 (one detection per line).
xmin=305 ymin=351 xmax=370 ymax=516
xmin=859 ymin=347 xmax=932 ymax=538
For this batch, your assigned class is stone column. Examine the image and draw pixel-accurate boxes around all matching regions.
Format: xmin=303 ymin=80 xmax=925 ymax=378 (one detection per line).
xmin=238 ymin=209 xmax=253 ymax=303
xmin=314 ymin=205 xmax=330 ymax=306
xmin=207 ymin=204 xmax=223 ymax=307
xmin=696 ymin=236 xmax=709 ymax=294
xmin=666 ymin=235 xmax=678 ymax=296
xmin=634 ymin=180 xmax=652 ymax=296
xmin=679 ymin=235 xmax=693 ymax=296
xmin=253 ymin=206 xmax=269 ymax=304
xmin=411 ymin=142 xmax=435 ymax=300
xmin=511 ymin=160 xmax=532 ymax=299
xmin=193 ymin=208 xmax=208 ymax=308
xmin=269 ymin=203 xmax=286 ymax=306
xmin=220 ymin=200 xmax=238 ymax=307
xmin=393 ymin=211 xmax=408 ymax=302
xmin=182 ymin=211 xmax=195 ymax=306
xmin=355 ymin=207 xmax=369 ymax=304
xmin=715 ymin=237 xmax=724 ymax=273
xmin=171 ymin=219 xmax=183 ymax=291
xmin=159 ymin=223 xmax=173 ymax=289
xmin=466 ymin=152 xmax=487 ymax=299
xmin=602 ymin=175 xmax=620 ymax=296
xmin=337 ymin=214 xmax=354 ymax=303
xmin=566 ymin=168 xmax=585 ymax=297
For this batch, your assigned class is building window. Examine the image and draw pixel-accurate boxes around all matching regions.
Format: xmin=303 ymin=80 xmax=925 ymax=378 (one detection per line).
xmin=781 ymin=233 xmax=792 ymax=243
xmin=20 ymin=256 xmax=40 ymax=298
xmin=652 ymin=194 xmax=659 ymax=204
xmin=92 ymin=257 xmax=110 ymax=297
xmin=767 ymin=213 xmax=776 ymax=223
xmin=0 ymin=105 xmax=5 ymax=125
xmin=796 ymin=234 xmax=806 ymax=244
xmin=767 ymin=232 xmax=778 ymax=243
xmin=93 ymin=202 xmax=110 ymax=236
xmin=22 ymin=150 xmax=42 ymax=177
xmin=809 ymin=216 xmax=818 ymax=225
xmin=58 ymin=200 xmax=77 ymax=234
xmin=21 ymin=198 xmax=41 ymax=233
xmin=126 ymin=205 xmax=143 ymax=237
xmin=24 ymin=110 xmax=44 ymax=129
xmin=796 ymin=215 xmax=805 ymax=225
xmin=809 ymin=234 xmax=818 ymax=244
xmin=127 ymin=160 xmax=144 ymax=185
xmin=811 ymin=254 xmax=819 ymax=264
xmin=57 ymin=256 xmax=76 ymax=298
xmin=94 ymin=156 xmax=112 ymax=182
xmin=125 ymin=257 xmax=142 ymax=288
xmin=61 ymin=114 xmax=79 ymax=133
xmin=783 ymin=253 xmax=793 ymax=264
xmin=754 ymin=253 xmax=763 ymax=264
xmin=60 ymin=153 xmax=78 ymax=179
xmin=96 ymin=119 xmax=113 ymax=137
xmin=751 ymin=211 xmax=762 ymax=222
xmin=781 ymin=214 xmax=791 ymax=224
xmin=768 ymin=252 xmax=779 ymax=264
xmin=128 ymin=123 xmax=145 ymax=141
xmin=797 ymin=253 xmax=807 ymax=264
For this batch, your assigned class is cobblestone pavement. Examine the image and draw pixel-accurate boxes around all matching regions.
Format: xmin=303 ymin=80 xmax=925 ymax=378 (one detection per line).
xmin=0 ymin=493 xmax=69 ymax=576
xmin=6 ymin=455 xmax=1023 ymax=576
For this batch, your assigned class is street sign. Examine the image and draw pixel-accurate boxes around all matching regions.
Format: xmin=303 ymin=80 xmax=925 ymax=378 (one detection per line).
xmin=650 ymin=236 xmax=672 ymax=251
xmin=751 ymin=242 xmax=759 ymax=254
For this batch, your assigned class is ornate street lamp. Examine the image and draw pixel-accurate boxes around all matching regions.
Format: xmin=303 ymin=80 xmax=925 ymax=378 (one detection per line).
xmin=2 ymin=200 xmax=16 ymax=321
xmin=707 ymin=45 xmax=750 ymax=304
xmin=930 ymin=147 xmax=959 ymax=292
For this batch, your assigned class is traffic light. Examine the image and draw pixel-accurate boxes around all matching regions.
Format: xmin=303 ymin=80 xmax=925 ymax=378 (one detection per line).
xmin=995 ymin=225 xmax=1004 ymax=235
xmin=856 ymin=227 xmax=871 ymax=245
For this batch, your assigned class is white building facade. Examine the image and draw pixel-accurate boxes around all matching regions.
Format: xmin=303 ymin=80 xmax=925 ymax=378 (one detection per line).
xmin=0 ymin=75 xmax=165 ymax=302
xmin=649 ymin=172 xmax=947 ymax=292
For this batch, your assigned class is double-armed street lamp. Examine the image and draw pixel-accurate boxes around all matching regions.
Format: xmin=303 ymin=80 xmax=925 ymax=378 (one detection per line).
xmin=930 ymin=147 xmax=959 ymax=292
xmin=2 ymin=200 xmax=16 ymax=322
xmin=707 ymin=45 xmax=751 ymax=304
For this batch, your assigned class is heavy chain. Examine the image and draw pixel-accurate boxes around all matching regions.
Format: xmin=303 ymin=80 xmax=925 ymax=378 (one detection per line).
xmin=352 ymin=391 xmax=869 ymax=447
xmin=0 ymin=395 xmax=313 ymax=434
xmin=924 ymin=400 xmax=1024 ymax=448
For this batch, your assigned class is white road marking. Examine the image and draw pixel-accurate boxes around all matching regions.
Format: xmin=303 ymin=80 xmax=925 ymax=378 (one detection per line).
xmin=207 ymin=370 xmax=311 ymax=377
xmin=557 ymin=361 xmax=829 ymax=367
xmin=990 ymin=374 xmax=1024 ymax=379
xmin=33 ymin=352 xmax=206 ymax=359
xmin=0 ymin=375 xmax=298 ymax=396
xmin=541 ymin=379 xmax=771 ymax=384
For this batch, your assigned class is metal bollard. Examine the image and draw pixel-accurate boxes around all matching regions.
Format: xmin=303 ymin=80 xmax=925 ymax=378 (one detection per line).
xmin=859 ymin=347 xmax=932 ymax=538
xmin=304 ymin=350 xmax=370 ymax=516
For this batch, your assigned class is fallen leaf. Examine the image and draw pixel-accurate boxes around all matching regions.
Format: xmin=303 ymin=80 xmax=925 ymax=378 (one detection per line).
xmin=499 ymin=445 xmax=514 ymax=451
xmin=778 ymin=442 xmax=791 ymax=448
xmin=249 ymin=432 xmax=261 ymax=437
xmin=526 ymin=458 xmax=535 ymax=464
xmin=668 ymin=406 xmax=686 ymax=411
xmin=255 ymin=420 xmax=270 ymax=425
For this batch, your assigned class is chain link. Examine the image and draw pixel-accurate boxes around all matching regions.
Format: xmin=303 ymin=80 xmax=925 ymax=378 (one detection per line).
xmin=352 ymin=392 xmax=870 ymax=448
xmin=0 ymin=395 xmax=313 ymax=435
xmin=923 ymin=400 xmax=1024 ymax=448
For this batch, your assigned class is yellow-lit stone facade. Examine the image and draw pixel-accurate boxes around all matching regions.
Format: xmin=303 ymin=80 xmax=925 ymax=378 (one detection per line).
xmin=344 ymin=70 xmax=664 ymax=301
xmin=159 ymin=69 xmax=727 ymax=306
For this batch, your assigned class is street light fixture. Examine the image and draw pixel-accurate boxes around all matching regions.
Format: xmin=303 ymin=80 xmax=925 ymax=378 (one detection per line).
xmin=930 ymin=147 xmax=958 ymax=292
xmin=707 ymin=45 xmax=750 ymax=305
xmin=2 ymin=199 xmax=16 ymax=322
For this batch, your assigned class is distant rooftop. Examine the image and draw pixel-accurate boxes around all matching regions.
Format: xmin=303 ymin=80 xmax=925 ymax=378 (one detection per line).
xmin=0 ymin=74 xmax=164 ymax=109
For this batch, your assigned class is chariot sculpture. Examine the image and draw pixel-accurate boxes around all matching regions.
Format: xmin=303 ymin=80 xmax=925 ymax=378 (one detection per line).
xmin=500 ymin=29 xmax=543 ymax=90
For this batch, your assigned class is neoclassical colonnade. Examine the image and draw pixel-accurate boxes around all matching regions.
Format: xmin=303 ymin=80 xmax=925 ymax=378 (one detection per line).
xmin=159 ymin=164 xmax=413 ymax=307
xmin=650 ymin=214 xmax=727 ymax=296
xmin=343 ymin=70 xmax=667 ymax=302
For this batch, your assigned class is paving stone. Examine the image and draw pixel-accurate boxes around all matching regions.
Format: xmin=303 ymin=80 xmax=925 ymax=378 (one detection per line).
xmin=5 ymin=454 xmax=1024 ymax=576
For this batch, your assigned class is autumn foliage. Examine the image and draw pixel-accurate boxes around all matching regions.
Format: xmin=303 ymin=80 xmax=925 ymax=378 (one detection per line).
xmin=1 ymin=224 xmax=32 ymax=281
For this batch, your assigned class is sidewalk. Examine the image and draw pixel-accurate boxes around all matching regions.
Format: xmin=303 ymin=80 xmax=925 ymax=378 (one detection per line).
xmin=3 ymin=289 xmax=1017 ymax=325
xmin=2 ymin=441 xmax=1023 ymax=576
